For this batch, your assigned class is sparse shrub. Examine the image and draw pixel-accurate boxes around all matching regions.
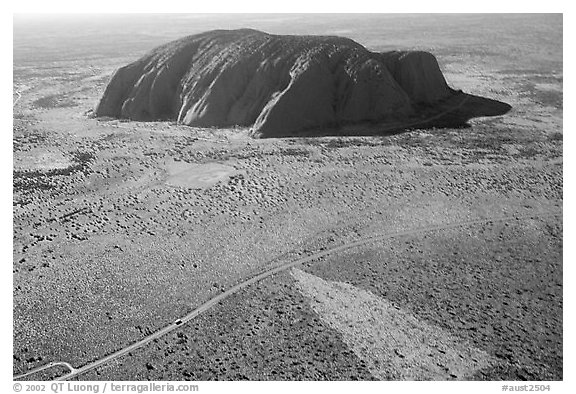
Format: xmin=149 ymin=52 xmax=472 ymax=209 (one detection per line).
xmin=548 ymin=132 xmax=563 ymax=142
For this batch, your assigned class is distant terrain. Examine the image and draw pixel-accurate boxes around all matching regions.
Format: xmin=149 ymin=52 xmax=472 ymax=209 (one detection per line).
xmin=13 ymin=14 xmax=562 ymax=381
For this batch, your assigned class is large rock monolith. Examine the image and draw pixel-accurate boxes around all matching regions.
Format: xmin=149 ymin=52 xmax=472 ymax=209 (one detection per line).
xmin=96 ymin=29 xmax=508 ymax=137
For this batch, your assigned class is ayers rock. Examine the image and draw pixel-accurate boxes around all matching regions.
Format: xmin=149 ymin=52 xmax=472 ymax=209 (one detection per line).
xmin=95 ymin=29 xmax=511 ymax=138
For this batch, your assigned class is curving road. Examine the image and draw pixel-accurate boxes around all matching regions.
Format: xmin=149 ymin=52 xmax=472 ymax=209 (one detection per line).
xmin=13 ymin=209 xmax=561 ymax=381
xmin=13 ymin=90 xmax=22 ymax=108
xmin=13 ymin=361 xmax=75 ymax=380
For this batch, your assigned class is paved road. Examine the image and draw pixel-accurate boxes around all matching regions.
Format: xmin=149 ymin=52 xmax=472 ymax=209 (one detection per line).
xmin=14 ymin=210 xmax=561 ymax=381
xmin=13 ymin=361 xmax=75 ymax=380
xmin=13 ymin=90 xmax=22 ymax=107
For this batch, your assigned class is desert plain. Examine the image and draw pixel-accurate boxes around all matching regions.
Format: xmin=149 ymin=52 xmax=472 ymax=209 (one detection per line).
xmin=13 ymin=14 xmax=562 ymax=381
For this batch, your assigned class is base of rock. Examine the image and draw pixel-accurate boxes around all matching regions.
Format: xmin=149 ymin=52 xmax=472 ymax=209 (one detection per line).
xmin=95 ymin=29 xmax=511 ymax=138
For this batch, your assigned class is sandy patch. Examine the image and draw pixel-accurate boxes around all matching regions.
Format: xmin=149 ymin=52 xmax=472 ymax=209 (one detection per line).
xmin=291 ymin=268 xmax=495 ymax=380
xmin=165 ymin=161 xmax=242 ymax=189
xmin=14 ymin=149 xmax=73 ymax=171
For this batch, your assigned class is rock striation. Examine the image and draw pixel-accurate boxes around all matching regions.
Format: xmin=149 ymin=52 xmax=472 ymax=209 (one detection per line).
xmin=96 ymin=29 xmax=498 ymax=138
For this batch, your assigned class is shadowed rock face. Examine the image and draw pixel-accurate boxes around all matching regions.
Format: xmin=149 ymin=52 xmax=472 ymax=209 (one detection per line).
xmin=96 ymin=29 xmax=510 ymax=138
